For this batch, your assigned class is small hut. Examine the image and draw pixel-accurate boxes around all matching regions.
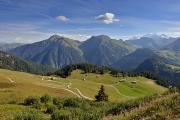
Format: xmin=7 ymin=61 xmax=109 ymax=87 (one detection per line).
xmin=131 ymin=81 xmax=137 ymax=84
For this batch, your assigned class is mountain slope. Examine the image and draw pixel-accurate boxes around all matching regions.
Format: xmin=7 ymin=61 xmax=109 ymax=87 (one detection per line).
xmin=10 ymin=35 xmax=85 ymax=68
xmin=127 ymin=37 xmax=158 ymax=49
xmin=163 ymin=38 xmax=180 ymax=52
xmin=0 ymin=51 xmax=56 ymax=74
xmin=158 ymin=50 xmax=180 ymax=66
xmin=80 ymin=35 xmax=136 ymax=66
xmin=136 ymin=57 xmax=180 ymax=85
xmin=112 ymin=48 xmax=158 ymax=70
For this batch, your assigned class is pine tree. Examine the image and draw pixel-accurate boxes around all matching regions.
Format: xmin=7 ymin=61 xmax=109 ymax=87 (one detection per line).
xmin=95 ymin=85 xmax=108 ymax=102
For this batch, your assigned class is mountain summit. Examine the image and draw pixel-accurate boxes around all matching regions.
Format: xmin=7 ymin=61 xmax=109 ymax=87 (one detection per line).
xmin=80 ymin=35 xmax=136 ymax=66
xmin=10 ymin=35 xmax=85 ymax=68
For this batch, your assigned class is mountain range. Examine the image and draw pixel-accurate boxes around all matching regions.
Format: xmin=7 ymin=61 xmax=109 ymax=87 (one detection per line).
xmin=127 ymin=34 xmax=177 ymax=49
xmin=10 ymin=35 xmax=136 ymax=68
xmin=7 ymin=34 xmax=180 ymax=85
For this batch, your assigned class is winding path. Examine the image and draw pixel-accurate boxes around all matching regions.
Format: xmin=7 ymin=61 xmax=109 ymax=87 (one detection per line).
xmin=109 ymin=85 xmax=136 ymax=98
xmin=67 ymin=82 xmax=94 ymax=100
xmin=37 ymin=82 xmax=81 ymax=98
xmin=75 ymin=88 xmax=94 ymax=100
xmin=7 ymin=77 xmax=15 ymax=83
xmin=94 ymin=81 xmax=136 ymax=98
xmin=40 ymin=76 xmax=134 ymax=100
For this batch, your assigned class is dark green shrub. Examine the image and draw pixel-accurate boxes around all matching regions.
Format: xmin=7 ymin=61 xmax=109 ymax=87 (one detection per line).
xmin=53 ymin=97 xmax=63 ymax=109
xmin=63 ymin=98 xmax=80 ymax=108
xmin=51 ymin=111 xmax=72 ymax=120
xmin=40 ymin=94 xmax=51 ymax=104
xmin=24 ymin=96 xmax=40 ymax=105
xmin=46 ymin=104 xmax=57 ymax=114
xmin=14 ymin=109 xmax=42 ymax=120
xmin=33 ymin=102 xmax=42 ymax=109
xmin=53 ymin=97 xmax=61 ymax=105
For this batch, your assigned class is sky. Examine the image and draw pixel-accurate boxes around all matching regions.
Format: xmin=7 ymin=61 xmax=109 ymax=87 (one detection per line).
xmin=0 ymin=0 xmax=180 ymax=43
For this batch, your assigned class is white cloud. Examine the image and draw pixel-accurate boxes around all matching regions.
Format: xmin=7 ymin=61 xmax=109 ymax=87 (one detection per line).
xmin=58 ymin=34 xmax=90 ymax=41
xmin=56 ymin=16 xmax=69 ymax=22
xmin=158 ymin=32 xmax=180 ymax=38
xmin=95 ymin=13 xmax=119 ymax=24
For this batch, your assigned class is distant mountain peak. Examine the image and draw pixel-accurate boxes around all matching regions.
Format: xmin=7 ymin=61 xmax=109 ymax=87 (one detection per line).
xmin=127 ymin=33 xmax=177 ymax=49
xmin=48 ymin=35 xmax=68 ymax=41
xmin=90 ymin=35 xmax=111 ymax=40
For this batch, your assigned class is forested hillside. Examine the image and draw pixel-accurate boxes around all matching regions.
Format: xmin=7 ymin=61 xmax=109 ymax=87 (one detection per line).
xmin=0 ymin=51 xmax=56 ymax=74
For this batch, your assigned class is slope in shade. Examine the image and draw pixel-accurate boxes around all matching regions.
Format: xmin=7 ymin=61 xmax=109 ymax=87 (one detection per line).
xmin=0 ymin=51 xmax=55 ymax=74
xmin=136 ymin=57 xmax=180 ymax=85
xmin=112 ymin=48 xmax=158 ymax=70
xmin=163 ymin=38 xmax=180 ymax=52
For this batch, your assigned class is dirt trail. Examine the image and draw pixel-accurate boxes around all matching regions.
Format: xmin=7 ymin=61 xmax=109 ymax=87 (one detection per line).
xmin=94 ymin=81 xmax=135 ymax=98
xmin=69 ymin=78 xmax=133 ymax=98
xmin=7 ymin=77 xmax=15 ymax=83
xmin=109 ymin=85 xmax=136 ymax=98
xmin=37 ymin=83 xmax=81 ymax=98
xmin=75 ymin=88 xmax=94 ymax=100
xmin=67 ymin=82 xmax=94 ymax=100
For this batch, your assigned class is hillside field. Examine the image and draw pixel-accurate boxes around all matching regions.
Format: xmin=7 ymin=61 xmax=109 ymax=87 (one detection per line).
xmin=0 ymin=69 xmax=166 ymax=103
xmin=0 ymin=68 xmax=169 ymax=119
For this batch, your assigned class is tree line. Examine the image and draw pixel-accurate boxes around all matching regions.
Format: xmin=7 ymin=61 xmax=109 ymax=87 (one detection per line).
xmin=47 ymin=63 xmax=173 ymax=87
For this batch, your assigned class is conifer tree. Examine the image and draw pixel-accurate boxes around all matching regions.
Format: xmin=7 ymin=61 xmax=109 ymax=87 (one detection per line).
xmin=95 ymin=85 xmax=108 ymax=102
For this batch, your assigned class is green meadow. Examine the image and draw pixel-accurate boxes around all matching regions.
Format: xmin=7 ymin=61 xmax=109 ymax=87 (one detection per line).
xmin=0 ymin=69 xmax=171 ymax=120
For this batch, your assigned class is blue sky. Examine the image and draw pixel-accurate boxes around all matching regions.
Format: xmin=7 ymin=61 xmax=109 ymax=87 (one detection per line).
xmin=0 ymin=0 xmax=180 ymax=43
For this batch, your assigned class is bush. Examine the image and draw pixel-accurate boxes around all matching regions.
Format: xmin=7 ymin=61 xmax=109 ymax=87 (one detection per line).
xmin=14 ymin=109 xmax=42 ymax=120
xmin=168 ymin=86 xmax=177 ymax=93
xmin=46 ymin=104 xmax=57 ymax=114
xmin=24 ymin=96 xmax=40 ymax=105
xmin=40 ymin=94 xmax=51 ymax=104
xmin=33 ymin=102 xmax=42 ymax=109
xmin=51 ymin=111 xmax=72 ymax=120
xmin=53 ymin=97 xmax=63 ymax=109
xmin=63 ymin=98 xmax=80 ymax=108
